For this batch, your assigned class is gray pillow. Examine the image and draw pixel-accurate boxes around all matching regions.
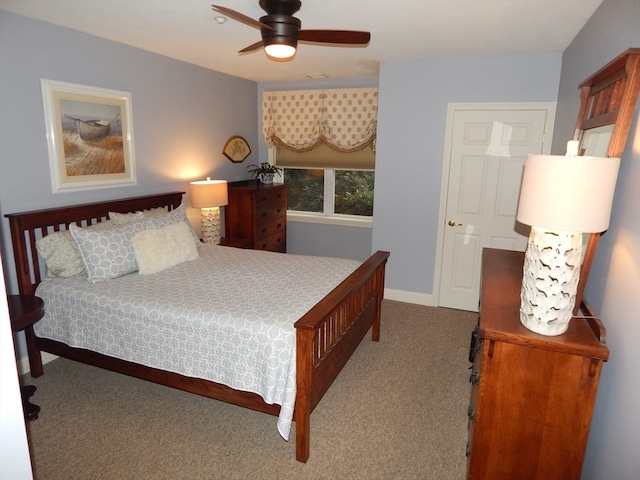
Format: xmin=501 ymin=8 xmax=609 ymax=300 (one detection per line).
xmin=70 ymin=220 xmax=146 ymax=283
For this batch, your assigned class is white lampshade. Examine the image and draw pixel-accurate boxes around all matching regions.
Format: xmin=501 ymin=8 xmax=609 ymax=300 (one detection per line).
xmin=517 ymin=154 xmax=620 ymax=233
xmin=190 ymin=178 xmax=228 ymax=209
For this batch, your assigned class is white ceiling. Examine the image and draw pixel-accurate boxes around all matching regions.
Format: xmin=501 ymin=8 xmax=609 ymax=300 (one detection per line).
xmin=0 ymin=0 xmax=603 ymax=83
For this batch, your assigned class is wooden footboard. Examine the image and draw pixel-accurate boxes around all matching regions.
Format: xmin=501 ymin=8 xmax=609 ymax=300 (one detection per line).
xmin=5 ymin=192 xmax=389 ymax=463
xmin=295 ymin=250 xmax=389 ymax=462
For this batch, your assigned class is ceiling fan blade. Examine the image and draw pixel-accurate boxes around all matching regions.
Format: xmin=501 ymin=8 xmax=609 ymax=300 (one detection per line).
xmin=211 ymin=5 xmax=275 ymax=31
xmin=298 ymin=30 xmax=371 ymax=45
xmin=238 ymin=40 xmax=265 ymax=54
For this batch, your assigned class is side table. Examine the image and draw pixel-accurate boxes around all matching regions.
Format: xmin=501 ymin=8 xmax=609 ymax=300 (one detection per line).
xmin=8 ymin=295 xmax=45 ymax=421
xmin=219 ymin=236 xmax=251 ymax=248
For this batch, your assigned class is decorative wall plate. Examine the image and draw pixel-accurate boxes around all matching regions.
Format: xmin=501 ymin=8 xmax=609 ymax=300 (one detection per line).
xmin=222 ymin=136 xmax=251 ymax=163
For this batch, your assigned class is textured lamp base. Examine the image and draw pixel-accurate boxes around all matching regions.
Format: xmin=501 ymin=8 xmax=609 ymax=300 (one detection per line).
xmin=520 ymin=227 xmax=582 ymax=336
xmin=200 ymin=207 xmax=221 ymax=244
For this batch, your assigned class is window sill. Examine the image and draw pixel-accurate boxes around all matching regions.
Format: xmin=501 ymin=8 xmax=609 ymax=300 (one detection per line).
xmin=287 ymin=211 xmax=373 ymax=228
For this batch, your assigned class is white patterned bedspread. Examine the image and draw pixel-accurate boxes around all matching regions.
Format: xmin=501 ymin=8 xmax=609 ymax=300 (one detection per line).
xmin=34 ymin=244 xmax=361 ymax=440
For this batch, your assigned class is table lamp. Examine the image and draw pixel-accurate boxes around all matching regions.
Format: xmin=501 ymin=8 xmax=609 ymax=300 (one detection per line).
xmin=516 ymin=141 xmax=620 ymax=336
xmin=190 ymin=178 xmax=228 ymax=244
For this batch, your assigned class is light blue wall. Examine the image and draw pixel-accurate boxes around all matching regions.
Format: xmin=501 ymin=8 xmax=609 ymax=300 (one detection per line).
xmin=373 ymin=53 xmax=561 ymax=295
xmin=0 ymin=10 xmax=260 ymax=291
xmin=553 ymin=1 xmax=640 ymax=478
xmin=257 ymin=55 xmax=562 ymax=280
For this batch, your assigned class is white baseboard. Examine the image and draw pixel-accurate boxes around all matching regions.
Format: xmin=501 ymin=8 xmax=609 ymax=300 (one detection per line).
xmin=384 ymin=288 xmax=436 ymax=307
xmin=18 ymin=352 xmax=58 ymax=376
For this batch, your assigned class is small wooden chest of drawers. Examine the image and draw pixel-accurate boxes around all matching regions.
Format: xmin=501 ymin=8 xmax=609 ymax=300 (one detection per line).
xmin=225 ymin=180 xmax=287 ymax=253
xmin=466 ymin=248 xmax=609 ymax=480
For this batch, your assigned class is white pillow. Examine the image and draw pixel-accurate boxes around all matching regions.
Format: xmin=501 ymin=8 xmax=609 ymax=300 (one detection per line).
xmin=70 ymin=220 xmax=146 ymax=282
xmin=132 ymin=221 xmax=199 ymax=275
xmin=143 ymin=204 xmax=202 ymax=247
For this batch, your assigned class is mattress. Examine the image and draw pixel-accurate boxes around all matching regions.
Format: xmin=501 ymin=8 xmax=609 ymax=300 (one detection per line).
xmin=35 ymin=244 xmax=361 ymax=439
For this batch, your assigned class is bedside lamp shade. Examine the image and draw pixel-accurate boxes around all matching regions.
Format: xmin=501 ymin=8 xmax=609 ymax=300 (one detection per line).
xmin=517 ymin=154 xmax=620 ymax=234
xmin=516 ymin=145 xmax=620 ymax=336
xmin=191 ymin=178 xmax=228 ymax=209
xmin=190 ymin=178 xmax=228 ymax=244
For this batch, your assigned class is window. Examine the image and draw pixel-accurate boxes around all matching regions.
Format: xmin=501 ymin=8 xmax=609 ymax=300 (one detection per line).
xmin=262 ymin=87 xmax=378 ymax=225
xmin=284 ymin=168 xmax=375 ymax=216
xmin=275 ymin=143 xmax=375 ymax=223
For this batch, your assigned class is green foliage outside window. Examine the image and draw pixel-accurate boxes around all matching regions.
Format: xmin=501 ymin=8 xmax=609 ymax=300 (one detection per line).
xmin=284 ymin=169 xmax=374 ymax=216
xmin=285 ymin=169 xmax=324 ymax=212
xmin=334 ymin=170 xmax=375 ymax=216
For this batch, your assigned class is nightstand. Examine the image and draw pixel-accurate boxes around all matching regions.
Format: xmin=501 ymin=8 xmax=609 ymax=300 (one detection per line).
xmin=219 ymin=237 xmax=251 ymax=248
xmin=8 ymin=294 xmax=45 ymax=421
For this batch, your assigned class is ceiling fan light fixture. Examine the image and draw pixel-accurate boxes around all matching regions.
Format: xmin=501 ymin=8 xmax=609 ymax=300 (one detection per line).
xmin=216 ymin=1 xmax=371 ymax=60
xmin=264 ymin=42 xmax=296 ymax=59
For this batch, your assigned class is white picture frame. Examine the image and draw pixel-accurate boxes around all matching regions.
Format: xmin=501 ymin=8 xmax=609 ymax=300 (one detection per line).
xmin=41 ymin=79 xmax=136 ymax=193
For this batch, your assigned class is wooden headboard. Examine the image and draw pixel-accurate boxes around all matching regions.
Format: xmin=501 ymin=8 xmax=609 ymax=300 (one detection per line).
xmin=4 ymin=191 xmax=184 ymax=296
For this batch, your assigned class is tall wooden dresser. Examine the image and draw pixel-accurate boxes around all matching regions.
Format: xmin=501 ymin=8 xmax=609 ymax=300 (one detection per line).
xmin=467 ymin=248 xmax=609 ymax=480
xmin=225 ymin=180 xmax=288 ymax=253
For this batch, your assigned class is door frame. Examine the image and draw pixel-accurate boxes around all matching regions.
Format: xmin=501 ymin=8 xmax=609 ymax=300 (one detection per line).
xmin=433 ymin=102 xmax=557 ymax=307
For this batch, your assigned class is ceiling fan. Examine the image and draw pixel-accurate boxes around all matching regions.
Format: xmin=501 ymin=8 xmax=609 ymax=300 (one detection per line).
xmin=211 ymin=0 xmax=371 ymax=60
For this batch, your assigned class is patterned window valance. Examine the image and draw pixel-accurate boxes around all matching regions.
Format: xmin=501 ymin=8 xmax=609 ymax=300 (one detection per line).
xmin=262 ymin=87 xmax=378 ymax=153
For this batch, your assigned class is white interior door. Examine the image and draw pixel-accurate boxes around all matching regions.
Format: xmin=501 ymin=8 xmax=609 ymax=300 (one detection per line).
xmin=438 ymin=105 xmax=554 ymax=311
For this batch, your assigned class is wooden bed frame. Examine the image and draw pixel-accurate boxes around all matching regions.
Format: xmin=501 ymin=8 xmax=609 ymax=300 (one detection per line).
xmin=5 ymin=191 xmax=389 ymax=463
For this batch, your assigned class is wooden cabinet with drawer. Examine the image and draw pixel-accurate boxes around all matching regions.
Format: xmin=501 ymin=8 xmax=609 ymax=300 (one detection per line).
xmin=466 ymin=248 xmax=609 ymax=480
xmin=225 ymin=180 xmax=287 ymax=253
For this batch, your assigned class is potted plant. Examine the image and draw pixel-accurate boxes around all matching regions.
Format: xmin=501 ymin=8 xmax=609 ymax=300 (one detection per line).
xmin=247 ymin=162 xmax=283 ymax=184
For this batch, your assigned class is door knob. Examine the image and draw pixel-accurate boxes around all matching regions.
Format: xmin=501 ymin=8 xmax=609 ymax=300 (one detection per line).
xmin=448 ymin=220 xmax=462 ymax=227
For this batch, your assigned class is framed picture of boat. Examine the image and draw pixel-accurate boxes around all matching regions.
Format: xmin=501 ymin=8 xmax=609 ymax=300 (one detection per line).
xmin=41 ymin=79 xmax=136 ymax=193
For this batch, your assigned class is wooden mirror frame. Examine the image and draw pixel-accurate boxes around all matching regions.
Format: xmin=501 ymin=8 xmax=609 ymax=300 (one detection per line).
xmin=573 ymin=48 xmax=640 ymax=314
xmin=574 ymin=48 xmax=640 ymax=158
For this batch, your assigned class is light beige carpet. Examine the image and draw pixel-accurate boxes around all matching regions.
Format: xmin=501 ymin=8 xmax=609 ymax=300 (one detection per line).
xmin=24 ymin=300 xmax=477 ymax=480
